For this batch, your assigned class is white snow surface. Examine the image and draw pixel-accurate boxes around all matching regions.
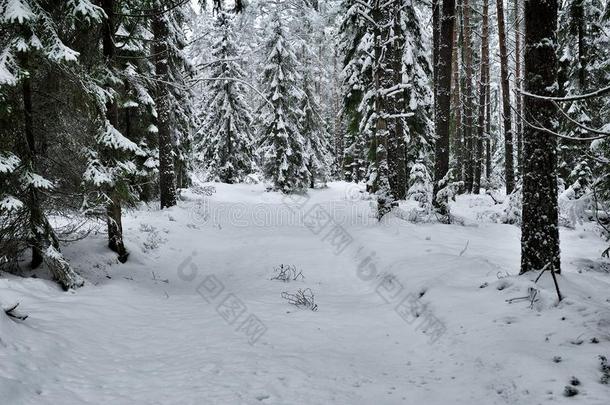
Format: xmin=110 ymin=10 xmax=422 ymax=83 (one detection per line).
xmin=1 ymin=182 xmax=610 ymax=404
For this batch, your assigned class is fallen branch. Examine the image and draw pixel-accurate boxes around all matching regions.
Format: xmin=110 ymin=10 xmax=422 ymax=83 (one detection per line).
xmin=281 ymin=288 xmax=318 ymax=311
xmin=4 ymin=303 xmax=28 ymax=321
xmin=152 ymin=271 xmax=169 ymax=284
xmin=533 ymin=263 xmax=563 ymax=302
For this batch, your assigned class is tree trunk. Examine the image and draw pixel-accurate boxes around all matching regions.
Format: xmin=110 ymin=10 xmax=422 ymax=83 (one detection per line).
xmin=433 ymin=0 xmax=440 ymax=95
xmin=496 ymin=0 xmax=515 ymax=194
xmin=387 ymin=2 xmax=406 ymax=201
xmin=520 ymin=0 xmax=560 ymax=275
xmin=462 ymin=0 xmax=475 ymax=193
xmin=485 ymin=74 xmax=492 ymax=180
xmin=19 ymin=50 xmax=83 ymax=289
xmin=152 ymin=11 xmax=178 ymax=209
xmin=514 ymin=0 xmax=523 ymax=176
xmin=450 ymin=18 xmax=463 ymax=187
xmin=570 ymin=0 xmax=586 ymax=89
xmin=372 ymin=0 xmax=392 ymax=219
xmin=473 ymin=0 xmax=489 ymax=194
xmin=101 ymin=0 xmax=128 ymax=262
xmin=432 ymin=0 xmax=457 ymax=215
xmin=19 ymin=51 xmax=44 ymax=269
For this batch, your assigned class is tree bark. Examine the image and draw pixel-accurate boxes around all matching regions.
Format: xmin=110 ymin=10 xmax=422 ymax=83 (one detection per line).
xmin=514 ymin=0 xmax=523 ymax=176
xmin=101 ymin=0 xmax=128 ymax=262
xmin=372 ymin=0 xmax=392 ymax=219
xmin=432 ymin=0 xmax=457 ymax=215
xmin=462 ymin=0 xmax=475 ymax=193
xmin=450 ymin=17 xmax=463 ymax=187
xmin=520 ymin=0 xmax=560 ymax=275
xmin=496 ymin=0 xmax=515 ymax=194
xmin=18 ymin=51 xmax=44 ymax=269
xmin=387 ymin=2 xmax=406 ymax=201
xmin=432 ymin=0 xmax=440 ymax=96
xmin=152 ymin=11 xmax=178 ymax=209
xmin=570 ymin=0 xmax=586 ymax=89
xmin=473 ymin=0 xmax=489 ymax=194
xmin=485 ymin=75 xmax=492 ymax=180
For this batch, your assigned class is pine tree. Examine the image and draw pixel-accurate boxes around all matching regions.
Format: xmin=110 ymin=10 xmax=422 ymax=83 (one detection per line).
xmin=152 ymin=3 xmax=177 ymax=208
xmin=461 ymin=0 xmax=475 ymax=193
xmin=366 ymin=0 xmax=407 ymax=219
xmin=196 ymin=11 xmax=255 ymax=184
xmin=520 ymin=0 xmax=561 ymax=275
xmin=473 ymin=0 xmax=490 ymax=194
xmin=339 ymin=0 xmax=373 ymax=183
xmin=514 ymin=0 xmax=523 ymax=176
xmin=496 ymin=0 xmax=515 ymax=194
xmin=432 ymin=0 xmax=456 ymax=218
xmin=258 ymin=12 xmax=309 ymax=193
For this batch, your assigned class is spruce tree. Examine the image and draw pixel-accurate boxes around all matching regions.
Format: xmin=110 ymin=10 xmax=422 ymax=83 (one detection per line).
xmin=403 ymin=0 xmax=433 ymax=185
xmin=338 ymin=0 xmax=373 ymax=183
xmin=258 ymin=12 xmax=309 ymax=193
xmin=297 ymin=4 xmax=333 ymax=188
xmin=0 ymin=0 xmax=103 ymax=288
xmin=196 ymin=11 xmax=255 ymax=184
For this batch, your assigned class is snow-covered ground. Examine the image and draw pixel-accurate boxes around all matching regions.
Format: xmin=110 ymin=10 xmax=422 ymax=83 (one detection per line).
xmin=1 ymin=182 xmax=610 ymax=404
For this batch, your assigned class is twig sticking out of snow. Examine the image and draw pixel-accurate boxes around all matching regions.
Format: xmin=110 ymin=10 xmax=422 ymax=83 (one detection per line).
xmin=533 ymin=263 xmax=563 ymax=302
xmin=151 ymin=271 xmax=169 ymax=284
xmin=3 ymin=302 xmax=28 ymax=321
xmin=281 ymin=288 xmax=318 ymax=311
xmin=459 ymin=241 xmax=469 ymax=256
xmin=270 ymin=264 xmax=304 ymax=282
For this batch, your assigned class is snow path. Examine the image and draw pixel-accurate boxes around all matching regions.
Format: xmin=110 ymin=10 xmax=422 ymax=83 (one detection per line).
xmin=1 ymin=182 xmax=610 ymax=404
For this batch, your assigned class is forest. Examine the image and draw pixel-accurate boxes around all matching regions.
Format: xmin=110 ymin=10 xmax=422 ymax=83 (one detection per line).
xmin=1 ymin=0 xmax=610 ymax=403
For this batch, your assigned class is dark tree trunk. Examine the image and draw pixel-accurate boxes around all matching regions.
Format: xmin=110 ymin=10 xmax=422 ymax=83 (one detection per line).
xmin=496 ymin=0 xmax=515 ymax=194
xmin=485 ymin=76 xmax=492 ymax=180
xmin=19 ymin=51 xmax=43 ymax=269
xmin=433 ymin=0 xmax=440 ymax=94
xmin=387 ymin=3 xmax=406 ymax=201
xmin=514 ymin=0 xmax=523 ymax=176
xmin=152 ymin=11 xmax=177 ymax=209
xmin=570 ymin=0 xmax=586 ymax=89
xmin=371 ymin=0 xmax=392 ymax=219
xmin=520 ymin=0 xmax=560 ymax=275
xmin=101 ymin=0 xmax=128 ymax=263
xmin=473 ymin=0 xmax=489 ymax=194
xmin=18 ymin=49 xmax=83 ymax=289
xmin=332 ymin=47 xmax=343 ymax=176
xmin=450 ymin=18 xmax=463 ymax=188
xmin=462 ymin=0 xmax=475 ymax=193
xmin=432 ymin=0 xmax=456 ymax=215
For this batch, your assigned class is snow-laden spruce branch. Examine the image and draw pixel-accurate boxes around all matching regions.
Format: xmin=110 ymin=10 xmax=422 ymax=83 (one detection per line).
xmin=519 ymin=84 xmax=610 ymax=102
xmin=196 ymin=58 xmax=243 ymax=69
xmin=510 ymin=103 xmax=610 ymax=141
xmin=127 ymin=70 xmax=272 ymax=108
xmin=552 ymin=100 xmax=610 ymax=137
xmin=189 ymin=77 xmax=273 ymax=108
xmin=113 ymin=0 xmax=191 ymax=18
